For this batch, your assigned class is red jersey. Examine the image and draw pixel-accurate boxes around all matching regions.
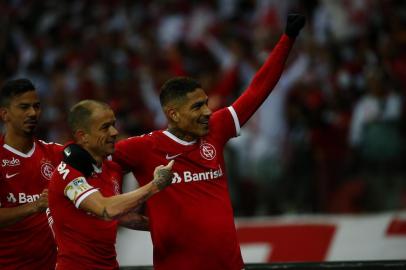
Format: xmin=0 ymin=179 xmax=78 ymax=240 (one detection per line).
xmin=115 ymin=107 xmax=243 ymax=270
xmin=114 ymin=34 xmax=295 ymax=270
xmin=0 ymin=138 xmax=62 ymax=270
xmin=48 ymin=159 xmax=123 ymax=270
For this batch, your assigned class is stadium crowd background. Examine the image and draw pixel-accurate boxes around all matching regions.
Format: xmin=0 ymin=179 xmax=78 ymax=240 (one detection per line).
xmin=1 ymin=0 xmax=405 ymax=216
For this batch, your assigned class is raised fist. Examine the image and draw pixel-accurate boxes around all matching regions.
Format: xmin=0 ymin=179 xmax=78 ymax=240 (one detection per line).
xmin=285 ymin=14 xmax=306 ymax=38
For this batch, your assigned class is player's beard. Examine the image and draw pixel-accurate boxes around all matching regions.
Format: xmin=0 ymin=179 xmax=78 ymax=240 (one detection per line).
xmin=23 ymin=119 xmax=38 ymax=136
xmin=23 ymin=125 xmax=37 ymax=136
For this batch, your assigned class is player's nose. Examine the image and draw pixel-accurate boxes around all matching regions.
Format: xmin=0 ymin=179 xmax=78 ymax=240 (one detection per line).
xmin=202 ymin=104 xmax=212 ymax=117
xmin=109 ymin=126 xmax=119 ymax=137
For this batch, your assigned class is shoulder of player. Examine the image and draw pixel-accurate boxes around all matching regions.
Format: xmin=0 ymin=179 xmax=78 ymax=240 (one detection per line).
xmin=210 ymin=107 xmax=232 ymax=122
xmin=54 ymin=161 xmax=84 ymax=181
xmin=36 ymin=139 xmax=64 ymax=151
xmin=116 ymin=132 xmax=155 ymax=149
xmin=104 ymin=156 xmax=123 ymax=174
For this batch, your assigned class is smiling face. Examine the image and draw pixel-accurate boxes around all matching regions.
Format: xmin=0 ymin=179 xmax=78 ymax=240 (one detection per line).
xmin=84 ymin=107 xmax=118 ymax=160
xmin=1 ymin=90 xmax=41 ymax=137
xmin=167 ymin=88 xmax=212 ymax=140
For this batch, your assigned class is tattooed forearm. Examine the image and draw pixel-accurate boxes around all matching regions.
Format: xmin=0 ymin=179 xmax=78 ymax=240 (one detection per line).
xmin=136 ymin=192 xmax=152 ymax=205
xmin=153 ymin=168 xmax=172 ymax=190
xmin=119 ymin=213 xmax=149 ymax=231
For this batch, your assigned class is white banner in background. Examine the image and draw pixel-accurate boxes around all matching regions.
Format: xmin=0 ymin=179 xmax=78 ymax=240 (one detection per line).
xmin=116 ymin=211 xmax=406 ymax=266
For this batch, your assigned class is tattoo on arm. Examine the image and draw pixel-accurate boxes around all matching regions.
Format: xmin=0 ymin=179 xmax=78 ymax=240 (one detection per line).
xmin=101 ymin=192 xmax=152 ymax=220
xmin=120 ymin=213 xmax=149 ymax=230
xmin=136 ymin=193 xmax=151 ymax=205
xmin=153 ymin=169 xmax=172 ymax=190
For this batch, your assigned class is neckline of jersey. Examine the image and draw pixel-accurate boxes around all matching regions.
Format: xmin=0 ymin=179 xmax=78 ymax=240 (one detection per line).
xmin=162 ymin=130 xmax=196 ymax=146
xmin=3 ymin=142 xmax=36 ymax=158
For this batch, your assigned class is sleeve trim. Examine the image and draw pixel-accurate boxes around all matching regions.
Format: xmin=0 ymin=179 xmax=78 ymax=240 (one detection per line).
xmin=227 ymin=106 xmax=241 ymax=136
xmin=74 ymin=188 xmax=98 ymax=208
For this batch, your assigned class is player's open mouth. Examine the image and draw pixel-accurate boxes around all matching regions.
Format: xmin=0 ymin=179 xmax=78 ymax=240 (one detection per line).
xmin=106 ymin=140 xmax=115 ymax=145
xmin=198 ymin=117 xmax=209 ymax=126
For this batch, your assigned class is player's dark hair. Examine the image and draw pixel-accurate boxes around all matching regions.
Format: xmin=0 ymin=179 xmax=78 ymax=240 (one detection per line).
xmin=159 ymin=77 xmax=202 ymax=107
xmin=0 ymin=78 xmax=36 ymax=107
xmin=68 ymin=99 xmax=109 ymax=134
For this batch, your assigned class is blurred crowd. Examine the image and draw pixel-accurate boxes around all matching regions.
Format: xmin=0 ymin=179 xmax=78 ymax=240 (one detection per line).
xmin=1 ymin=0 xmax=405 ymax=215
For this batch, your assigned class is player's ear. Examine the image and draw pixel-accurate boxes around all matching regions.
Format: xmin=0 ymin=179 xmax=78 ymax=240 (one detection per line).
xmin=166 ymin=107 xmax=179 ymax=123
xmin=0 ymin=107 xmax=8 ymax=122
xmin=75 ymin=129 xmax=89 ymax=144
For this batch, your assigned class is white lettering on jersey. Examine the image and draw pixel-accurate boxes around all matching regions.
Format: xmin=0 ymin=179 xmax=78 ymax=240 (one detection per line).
xmin=7 ymin=193 xmax=17 ymax=203
xmin=171 ymin=172 xmax=182 ymax=184
xmin=2 ymin=157 xmax=20 ymax=167
xmin=46 ymin=208 xmax=55 ymax=237
xmin=171 ymin=165 xmax=223 ymax=184
xmin=112 ymin=179 xmax=120 ymax=195
xmin=57 ymin=162 xmax=70 ymax=180
xmin=19 ymin=193 xmax=40 ymax=203
xmin=7 ymin=192 xmax=40 ymax=203
xmin=64 ymin=177 xmax=97 ymax=208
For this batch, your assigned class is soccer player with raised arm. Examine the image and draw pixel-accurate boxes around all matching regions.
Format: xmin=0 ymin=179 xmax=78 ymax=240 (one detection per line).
xmin=0 ymin=79 xmax=63 ymax=269
xmin=114 ymin=14 xmax=306 ymax=270
xmin=48 ymin=100 xmax=174 ymax=269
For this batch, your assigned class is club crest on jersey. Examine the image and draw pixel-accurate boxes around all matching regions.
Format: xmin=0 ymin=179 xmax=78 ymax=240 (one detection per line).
xmin=41 ymin=162 xmax=55 ymax=180
xmin=2 ymin=157 xmax=20 ymax=167
xmin=200 ymin=142 xmax=216 ymax=160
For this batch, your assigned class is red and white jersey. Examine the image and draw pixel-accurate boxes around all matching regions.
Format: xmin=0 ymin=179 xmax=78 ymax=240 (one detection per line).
xmin=114 ymin=34 xmax=295 ymax=270
xmin=48 ymin=158 xmax=123 ymax=270
xmin=114 ymin=107 xmax=244 ymax=270
xmin=0 ymin=138 xmax=62 ymax=270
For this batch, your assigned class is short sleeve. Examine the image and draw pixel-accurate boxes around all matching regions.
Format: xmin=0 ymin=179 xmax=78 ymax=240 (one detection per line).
xmin=55 ymin=161 xmax=97 ymax=208
xmin=64 ymin=176 xmax=98 ymax=208
xmin=39 ymin=140 xmax=64 ymax=166
xmin=113 ymin=135 xmax=151 ymax=172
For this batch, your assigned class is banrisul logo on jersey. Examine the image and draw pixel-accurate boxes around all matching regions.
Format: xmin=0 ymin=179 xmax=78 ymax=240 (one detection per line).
xmin=7 ymin=192 xmax=40 ymax=203
xmin=171 ymin=165 xmax=223 ymax=184
xmin=200 ymin=142 xmax=216 ymax=160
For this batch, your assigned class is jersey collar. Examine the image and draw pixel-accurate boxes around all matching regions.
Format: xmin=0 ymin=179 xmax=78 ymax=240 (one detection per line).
xmin=162 ymin=130 xmax=196 ymax=145
xmin=3 ymin=142 xmax=36 ymax=158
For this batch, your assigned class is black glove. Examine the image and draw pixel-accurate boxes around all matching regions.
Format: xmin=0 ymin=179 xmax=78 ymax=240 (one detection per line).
xmin=285 ymin=13 xmax=306 ymax=38
xmin=63 ymin=144 xmax=96 ymax=177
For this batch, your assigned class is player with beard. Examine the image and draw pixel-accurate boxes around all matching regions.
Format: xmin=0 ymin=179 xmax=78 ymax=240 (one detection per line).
xmin=0 ymin=79 xmax=62 ymax=269
xmin=113 ymin=14 xmax=306 ymax=270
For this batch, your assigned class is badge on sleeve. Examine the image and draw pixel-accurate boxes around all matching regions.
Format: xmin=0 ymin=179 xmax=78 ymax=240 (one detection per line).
xmin=64 ymin=177 xmax=97 ymax=208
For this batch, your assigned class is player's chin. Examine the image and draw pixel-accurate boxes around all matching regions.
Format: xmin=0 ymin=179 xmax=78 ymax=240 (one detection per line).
xmin=197 ymin=125 xmax=209 ymax=136
xmin=105 ymin=142 xmax=115 ymax=154
xmin=23 ymin=126 xmax=37 ymax=136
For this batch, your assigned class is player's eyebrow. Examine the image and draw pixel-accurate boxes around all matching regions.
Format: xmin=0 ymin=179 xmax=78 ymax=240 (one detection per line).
xmin=190 ymin=98 xmax=208 ymax=109
xmin=100 ymin=119 xmax=115 ymax=130
xmin=17 ymin=101 xmax=40 ymax=106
